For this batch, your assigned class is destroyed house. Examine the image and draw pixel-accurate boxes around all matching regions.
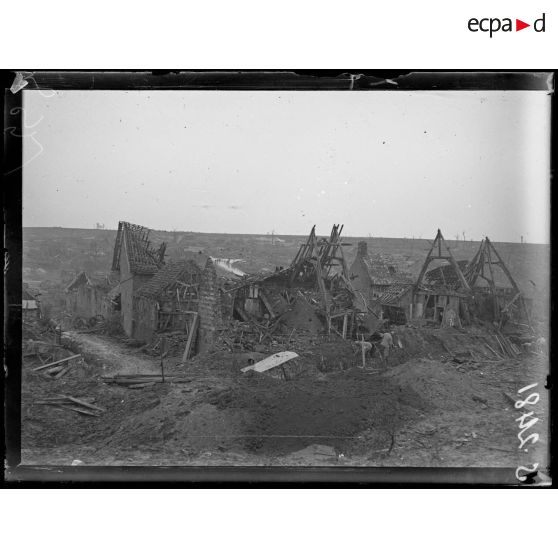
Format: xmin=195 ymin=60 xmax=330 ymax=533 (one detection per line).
xmin=229 ymin=266 xmax=290 ymax=322
xmin=132 ymin=259 xmax=202 ymax=343
xmin=22 ymin=285 xmax=41 ymax=323
xmin=413 ymin=230 xmax=472 ymax=327
xmin=465 ymin=237 xmax=532 ymax=328
xmin=111 ymin=221 xmax=166 ymax=337
xmin=191 ymin=225 xmax=397 ymax=353
xmin=417 ymin=261 xmax=471 ymax=326
xmin=65 ymin=271 xmax=116 ymax=320
xmin=349 ymin=241 xmax=414 ymax=322
xmin=228 ymin=225 xmax=358 ymax=339
xmin=376 ymin=284 xmax=414 ymax=324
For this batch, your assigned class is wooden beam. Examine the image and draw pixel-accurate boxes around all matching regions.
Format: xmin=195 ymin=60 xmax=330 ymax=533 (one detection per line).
xmin=486 ymin=238 xmax=521 ymax=293
xmin=415 ymin=232 xmax=439 ymax=287
xmin=438 ymin=232 xmax=472 ymax=292
xmin=33 ymin=353 xmax=82 ymax=372
xmin=235 ymin=304 xmax=250 ymax=322
xmin=182 ymin=312 xmax=199 ymax=362
xmin=258 ymin=291 xmax=277 ymax=319
xmin=62 ymin=395 xmax=106 ymax=412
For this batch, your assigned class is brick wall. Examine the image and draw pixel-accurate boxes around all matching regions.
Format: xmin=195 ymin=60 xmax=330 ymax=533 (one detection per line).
xmin=198 ymin=259 xmax=221 ymax=351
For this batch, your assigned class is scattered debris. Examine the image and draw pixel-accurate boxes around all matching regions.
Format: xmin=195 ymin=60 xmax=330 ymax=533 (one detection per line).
xmin=20 ymin=222 xmax=548 ymax=469
xmin=35 ymin=395 xmax=105 ymax=417
xmin=101 ymin=374 xmax=190 ymax=386
xmin=241 ymin=350 xmax=299 ymax=380
xmin=32 ymin=353 xmax=82 ymax=372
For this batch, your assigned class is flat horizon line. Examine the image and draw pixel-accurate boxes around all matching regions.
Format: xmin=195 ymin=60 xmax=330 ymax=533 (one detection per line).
xmin=21 ymin=226 xmax=549 ymax=246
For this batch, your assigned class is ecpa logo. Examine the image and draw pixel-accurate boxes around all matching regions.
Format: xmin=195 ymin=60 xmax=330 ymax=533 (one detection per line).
xmin=468 ymin=13 xmax=546 ymax=37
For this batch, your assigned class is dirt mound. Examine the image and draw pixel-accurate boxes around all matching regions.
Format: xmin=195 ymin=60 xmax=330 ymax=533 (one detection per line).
xmin=104 ymin=395 xmax=246 ymax=453
xmin=94 ymin=362 xmax=431 ymax=458
xmin=383 ymin=358 xmax=486 ymax=411
xmin=201 ymin=370 xmax=427 ymax=455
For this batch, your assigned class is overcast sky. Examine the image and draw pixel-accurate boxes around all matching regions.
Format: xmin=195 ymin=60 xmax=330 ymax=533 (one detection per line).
xmin=23 ymin=89 xmax=550 ymax=243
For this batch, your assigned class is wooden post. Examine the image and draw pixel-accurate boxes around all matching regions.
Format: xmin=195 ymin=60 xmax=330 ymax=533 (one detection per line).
xmin=415 ymin=230 xmax=439 ymax=287
xmin=342 ymin=313 xmax=348 ymax=339
xmin=160 ymin=337 xmax=166 ymax=383
xmin=182 ymin=312 xmax=199 ymax=363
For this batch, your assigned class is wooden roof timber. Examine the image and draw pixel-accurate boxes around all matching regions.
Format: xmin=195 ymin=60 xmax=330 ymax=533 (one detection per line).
xmin=416 ymin=229 xmax=472 ymax=293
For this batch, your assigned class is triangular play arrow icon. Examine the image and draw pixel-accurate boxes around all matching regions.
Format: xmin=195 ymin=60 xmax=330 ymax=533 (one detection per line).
xmin=516 ymin=19 xmax=530 ymax=31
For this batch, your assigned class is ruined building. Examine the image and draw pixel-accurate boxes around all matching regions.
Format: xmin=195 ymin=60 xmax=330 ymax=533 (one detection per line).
xmin=221 ymin=225 xmax=361 ymax=341
xmin=132 ymin=259 xmax=202 ymax=343
xmin=64 ymin=271 xmax=117 ymax=321
xmin=22 ymin=284 xmax=41 ymax=324
xmin=111 ymin=221 xmax=166 ymax=337
xmin=413 ymin=229 xmax=472 ymax=326
xmin=465 ymin=237 xmax=532 ymax=329
xmin=411 ymin=230 xmax=531 ymax=330
xmin=349 ymin=241 xmax=414 ymax=323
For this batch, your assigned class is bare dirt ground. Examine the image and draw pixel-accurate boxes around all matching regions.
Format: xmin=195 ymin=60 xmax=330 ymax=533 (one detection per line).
xmin=20 ymin=330 xmax=550 ymax=471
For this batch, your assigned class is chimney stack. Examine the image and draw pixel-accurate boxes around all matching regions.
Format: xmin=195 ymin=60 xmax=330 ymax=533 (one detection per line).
xmin=357 ymin=241 xmax=368 ymax=257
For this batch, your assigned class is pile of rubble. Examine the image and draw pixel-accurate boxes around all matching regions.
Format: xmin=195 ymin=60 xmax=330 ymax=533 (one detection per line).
xmin=142 ymin=330 xmax=189 ymax=358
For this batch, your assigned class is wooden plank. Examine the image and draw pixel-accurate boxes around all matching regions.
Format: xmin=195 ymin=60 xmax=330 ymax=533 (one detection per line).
xmin=102 ymin=374 xmax=179 ymax=380
xmin=33 ymin=353 xmax=81 ymax=371
xmin=54 ymin=367 xmax=70 ymax=379
xmin=182 ymin=312 xmax=199 ymax=362
xmin=501 ymin=335 xmax=518 ymax=357
xmin=104 ymin=377 xmax=165 ymax=384
xmin=235 ymin=304 xmax=250 ymax=322
xmin=38 ymin=402 xmax=99 ymax=416
xmin=258 ymin=291 xmax=277 ymax=319
xmin=63 ymin=405 xmax=100 ymax=417
xmin=342 ymin=313 xmax=348 ymax=339
xmin=484 ymin=343 xmax=503 ymax=359
xmin=241 ymin=351 xmax=299 ymax=373
xmin=127 ymin=382 xmax=156 ymax=389
xmin=44 ymin=365 xmax=65 ymax=376
xmin=494 ymin=334 xmax=507 ymax=357
xmin=62 ymin=395 xmax=106 ymax=412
